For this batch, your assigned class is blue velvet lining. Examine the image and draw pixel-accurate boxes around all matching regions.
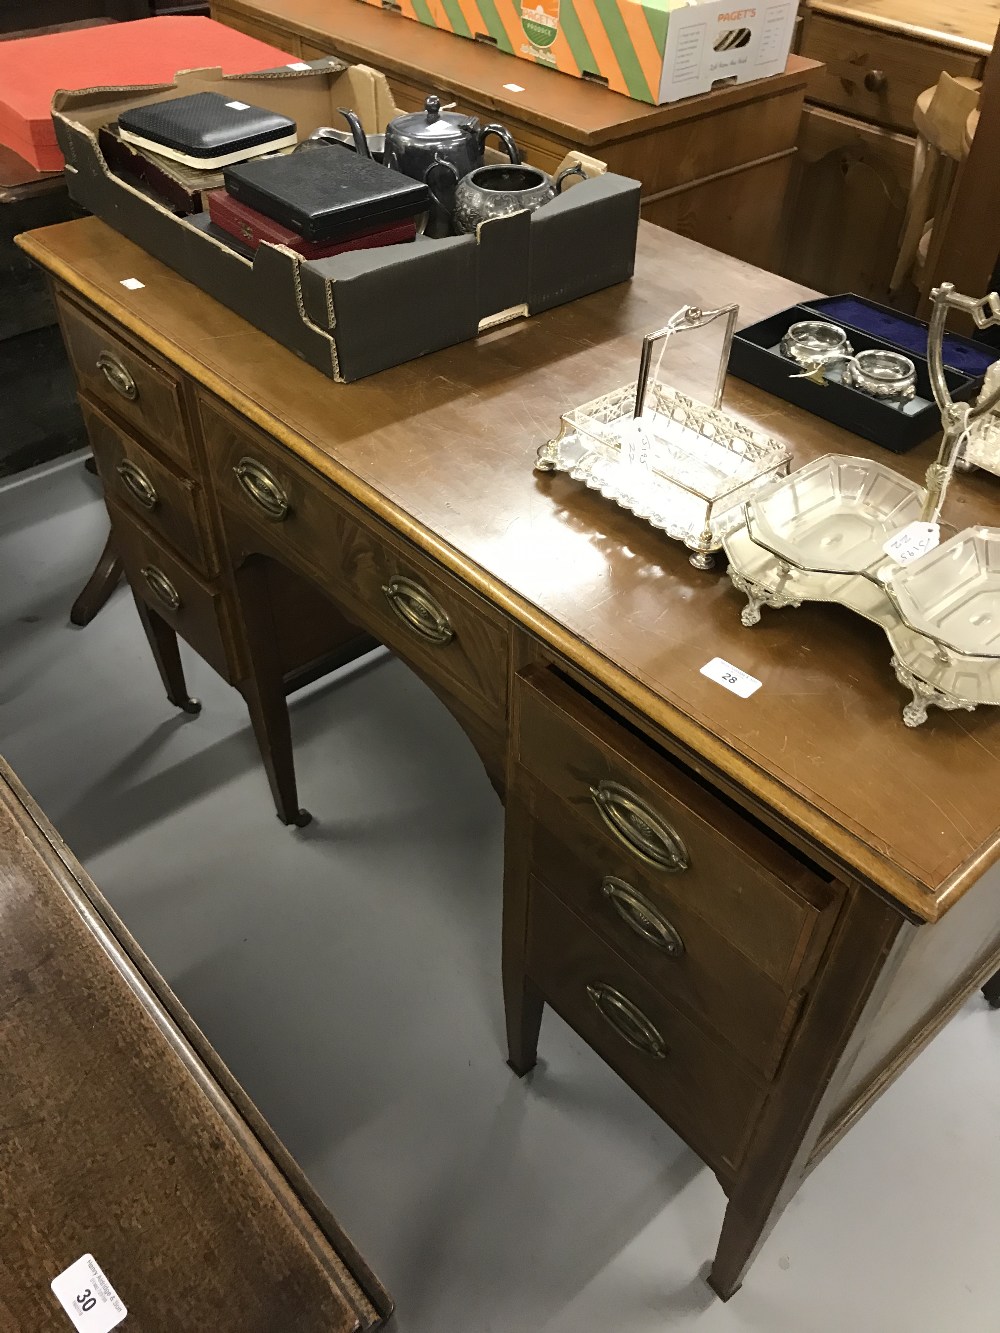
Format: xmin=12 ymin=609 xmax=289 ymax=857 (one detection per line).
xmin=807 ymin=295 xmax=999 ymax=376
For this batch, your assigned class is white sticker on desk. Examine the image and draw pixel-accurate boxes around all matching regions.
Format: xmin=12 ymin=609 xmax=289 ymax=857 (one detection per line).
xmin=119 ymin=278 xmax=144 ymax=291
xmin=225 ymin=100 xmax=250 ymax=110
xmin=701 ymin=657 xmax=762 ymax=698
xmin=882 ymin=521 xmax=940 ymax=566
xmin=286 ymin=61 xmax=311 ymax=70
xmin=503 ymin=82 xmax=526 ymax=92
xmin=51 ymin=1255 xmax=126 ymax=1333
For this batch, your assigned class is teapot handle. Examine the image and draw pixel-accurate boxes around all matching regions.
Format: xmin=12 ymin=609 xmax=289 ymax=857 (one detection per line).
xmin=553 ymin=164 xmax=588 ymax=194
xmin=336 ymin=107 xmax=373 ymax=159
xmin=423 ymin=156 xmax=461 ymax=214
xmin=479 ymin=125 xmax=521 ymax=164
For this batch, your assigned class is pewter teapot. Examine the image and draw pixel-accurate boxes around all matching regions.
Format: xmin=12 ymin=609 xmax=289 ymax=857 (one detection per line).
xmin=383 ymin=95 xmax=519 ymax=196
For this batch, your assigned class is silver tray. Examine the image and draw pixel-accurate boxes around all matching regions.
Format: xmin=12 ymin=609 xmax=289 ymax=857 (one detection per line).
xmin=747 ymin=454 xmax=925 ymax=576
xmin=886 ymin=526 xmax=1000 ymax=658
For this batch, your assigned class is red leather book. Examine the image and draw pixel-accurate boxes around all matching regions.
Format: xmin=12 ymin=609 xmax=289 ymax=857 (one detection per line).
xmin=0 ymin=17 xmax=295 ymax=172
xmin=206 ymin=188 xmax=416 ymax=260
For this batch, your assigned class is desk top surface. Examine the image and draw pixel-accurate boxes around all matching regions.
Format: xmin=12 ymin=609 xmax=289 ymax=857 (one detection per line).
xmin=213 ymin=0 xmax=818 ymax=146
xmin=808 ymin=0 xmax=997 ymax=56
xmin=22 ymin=216 xmax=1000 ymax=922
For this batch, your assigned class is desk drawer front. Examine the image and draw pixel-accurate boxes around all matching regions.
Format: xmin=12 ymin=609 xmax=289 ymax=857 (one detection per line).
xmin=109 ymin=500 xmax=233 ymax=682
xmin=201 ymin=398 xmax=509 ymax=718
xmin=82 ymin=398 xmax=215 ymax=577
xmin=58 ymin=296 xmax=190 ymax=465
xmin=802 ymin=16 xmax=981 ymax=132
xmin=516 ymin=667 xmax=833 ymax=987
xmin=527 ymin=879 xmax=764 ymax=1172
xmin=528 ymin=811 xmax=802 ymax=1076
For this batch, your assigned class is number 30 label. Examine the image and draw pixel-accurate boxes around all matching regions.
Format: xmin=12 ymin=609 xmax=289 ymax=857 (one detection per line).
xmin=51 ymin=1255 xmax=126 ymax=1333
xmin=700 ymin=656 xmax=763 ymax=699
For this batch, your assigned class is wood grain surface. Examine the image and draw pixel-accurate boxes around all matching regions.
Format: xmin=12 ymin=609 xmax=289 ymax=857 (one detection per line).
xmin=807 ymin=0 xmax=999 ymax=57
xmin=0 ymin=759 xmax=388 ymax=1331
xmin=19 ymin=216 xmax=1000 ymax=921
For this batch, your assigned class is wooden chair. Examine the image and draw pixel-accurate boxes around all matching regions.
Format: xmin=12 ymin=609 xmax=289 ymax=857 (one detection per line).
xmin=890 ymin=71 xmax=981 ymax=300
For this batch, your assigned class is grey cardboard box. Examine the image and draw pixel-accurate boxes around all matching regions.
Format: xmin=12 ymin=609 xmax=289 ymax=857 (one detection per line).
xmin=53 ymin=61 xmax=641 ymax=382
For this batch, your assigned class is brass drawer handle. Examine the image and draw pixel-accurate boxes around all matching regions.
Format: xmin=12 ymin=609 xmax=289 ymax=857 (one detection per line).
xmin=381 ymin=576 xmax=454 ymax=645
xmin=141 ymin=564 xmax=181 ymax=612
xmin=234 ymin=456 xmax=290 ymax=520
xmin=96 ymin=350 xmax=138 ymax=401
xmin=601 ymin=876 xmax=685 ymax=956
xmin=589 ymin=780 xmax=689 ymax=873
xmin=116 ymin=458 xmax=158 ymax=511
xmin=586 ymin=983 xmax=667 ymax=1059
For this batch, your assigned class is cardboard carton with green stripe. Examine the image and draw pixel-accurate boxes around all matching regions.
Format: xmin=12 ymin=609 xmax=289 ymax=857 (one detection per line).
xmin=360 ymin=0 xmax=797 ymax=104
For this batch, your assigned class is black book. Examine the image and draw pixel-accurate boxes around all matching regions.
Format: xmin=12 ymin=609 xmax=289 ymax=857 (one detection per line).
xmin=118 ymin=92 xmax=297 ymax=170
xmin=223 ymin=149 xmax=431 ymax=244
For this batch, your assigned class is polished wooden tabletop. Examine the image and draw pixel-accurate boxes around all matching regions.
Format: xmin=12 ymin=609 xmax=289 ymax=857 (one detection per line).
xmin=214 ymin=0 xmax=818 ymax=145
xmin=21 ymin=216 xmax=1000 ymax=921
xmin=808 ymin=0 xmax=998 ymax=55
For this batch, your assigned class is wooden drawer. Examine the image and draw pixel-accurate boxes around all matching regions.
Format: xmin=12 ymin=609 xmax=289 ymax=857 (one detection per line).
xmin=109 ymin=499 xmax=234 ymax=682
xmin=528 ymin=813 xmax=802 ymax=1077
xmin=200 ymin=396 xmax=509 ymax=720
xmin=58 ymin=295 xmax=191 ymax=466
xmin=802 ymin=15 xmax=982 ymax=133
xmin=82 ymin=398 xmax=216 ymax=577
xmin=515 ymin=667 xmax=836 ymax=988
xmin=526 ymin=878 xmax=765 ymax=1172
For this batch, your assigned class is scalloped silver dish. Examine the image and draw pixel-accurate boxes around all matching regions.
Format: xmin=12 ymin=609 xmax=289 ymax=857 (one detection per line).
xmin=886 ymin=526 xmax=1000 ymax=658
xmin=747 ymin=454 xmax=924 ymax=576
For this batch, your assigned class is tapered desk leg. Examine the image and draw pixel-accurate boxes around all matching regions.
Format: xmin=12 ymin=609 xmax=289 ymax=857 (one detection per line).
xmin=505 ymin=974 xmax=544 ymax=1077
xmin=132 ymin=595 xmax=201 ymax=714
xmin=70 ymin=528 xmax=124 ymax=626
xmin=708 ymin=1193 xmax=785 ymax=1301
xmin=982 ymin=968 xmax=1000 ymax=1008
xmin=233 ymin=558 xmax=310 ymax=828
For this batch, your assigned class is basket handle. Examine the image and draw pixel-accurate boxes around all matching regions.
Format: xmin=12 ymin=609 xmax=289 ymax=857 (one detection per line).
xmin=633 ymin=303 xmax=739 ymax=420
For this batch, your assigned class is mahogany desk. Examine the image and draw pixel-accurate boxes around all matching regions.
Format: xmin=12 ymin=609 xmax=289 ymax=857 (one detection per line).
xmin=19 ymin=214 xmax=1000 ymax=1299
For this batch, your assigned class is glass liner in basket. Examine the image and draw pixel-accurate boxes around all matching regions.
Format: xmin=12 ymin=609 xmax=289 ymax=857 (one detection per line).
xmin=536 ymin=304 xmax=792 ymax=568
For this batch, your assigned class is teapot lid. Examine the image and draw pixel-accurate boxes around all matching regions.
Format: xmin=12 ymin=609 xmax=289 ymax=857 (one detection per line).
xmin=390 ymin=94 xmax=476 ymax=142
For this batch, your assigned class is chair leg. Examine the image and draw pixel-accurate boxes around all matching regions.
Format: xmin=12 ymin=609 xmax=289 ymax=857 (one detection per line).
xmin=70 ymin=528 xmax=124 ymax=626
xmin=132 ymin=594 xmax=201 ymax=714
xmin=982 ymin=967 xmax=1000 ymax=1009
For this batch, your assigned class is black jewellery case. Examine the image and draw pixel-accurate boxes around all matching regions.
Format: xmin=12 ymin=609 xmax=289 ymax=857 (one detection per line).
xmin=118 ymin=91 xmax=297 ymax=169
xmin=223 ymin=151 xmax=432 ymax=243
xmin=729 ymin=293 xmax=1000 ymax=453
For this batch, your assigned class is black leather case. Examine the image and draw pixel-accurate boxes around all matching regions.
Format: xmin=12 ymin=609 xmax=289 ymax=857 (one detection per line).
xmin=223 ymin=149 xmax=431 ymax=242
xmin=118 ymin=93 xmax=296 ymax=160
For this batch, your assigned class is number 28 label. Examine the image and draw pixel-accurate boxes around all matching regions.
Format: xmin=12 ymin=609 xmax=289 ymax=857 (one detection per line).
xmin=700 ymin=656 xmax=763 ymax=699
xmin=50 ymin=1255 xmax=126 ymax=1333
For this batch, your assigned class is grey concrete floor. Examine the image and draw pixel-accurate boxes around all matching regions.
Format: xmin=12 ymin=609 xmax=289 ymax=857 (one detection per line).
xmin=3 ymin=455 xmax=1000 ymax=1333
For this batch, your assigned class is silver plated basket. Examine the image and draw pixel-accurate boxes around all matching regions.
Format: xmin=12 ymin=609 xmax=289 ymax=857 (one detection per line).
xmin=536 ymin=304 xmax=791 ymax=568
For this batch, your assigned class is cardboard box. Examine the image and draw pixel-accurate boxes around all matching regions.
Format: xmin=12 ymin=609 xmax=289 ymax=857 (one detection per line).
xmin=361 ymin=0 xmax=797 ymax=104
xmin=53 ymin=62 xmax=640 ymax=382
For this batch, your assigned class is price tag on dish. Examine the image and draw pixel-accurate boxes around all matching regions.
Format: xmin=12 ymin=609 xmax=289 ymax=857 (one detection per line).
xmin=51 ymin=1255 xmax=126 ymax=1333
xmin=882 ymin=521 xmax=940 ymax=566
